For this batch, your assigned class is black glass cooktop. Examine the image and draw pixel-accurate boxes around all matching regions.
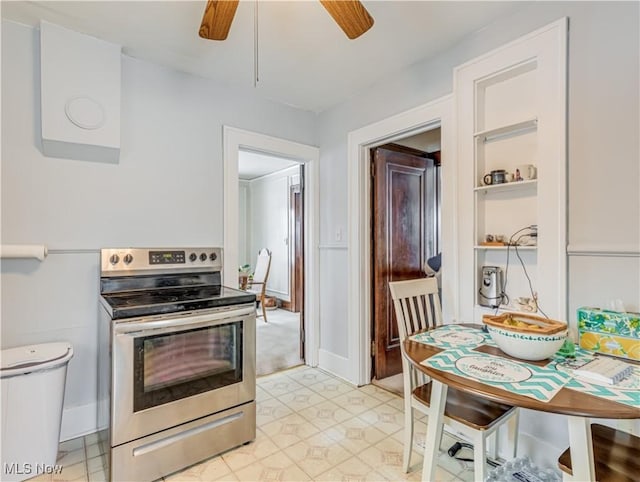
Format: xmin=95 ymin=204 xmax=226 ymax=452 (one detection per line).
xmin=101 ymin=285 xmax=256 ymax=320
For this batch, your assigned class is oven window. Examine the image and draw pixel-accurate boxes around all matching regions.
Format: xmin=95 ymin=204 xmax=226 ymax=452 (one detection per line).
xmin=133 ymin=321 xmax=243 ymax=412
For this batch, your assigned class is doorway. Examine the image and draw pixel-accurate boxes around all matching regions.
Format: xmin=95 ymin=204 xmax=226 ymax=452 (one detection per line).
xmin=223 ymin=126 xmax=320 ymax=370
xmin=370 ymin=135 xmax=441 ymax=390
xmin=238 ymin=152 xmax=305 ymax=376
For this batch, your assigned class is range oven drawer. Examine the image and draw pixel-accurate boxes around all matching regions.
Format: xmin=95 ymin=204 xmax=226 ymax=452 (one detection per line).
xmin=111 ymin=401 xmax=255 ymax=482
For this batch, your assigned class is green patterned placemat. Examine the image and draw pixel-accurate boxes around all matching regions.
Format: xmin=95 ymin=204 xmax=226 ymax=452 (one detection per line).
xmin=410 ymin=324 xmax=496 ymax=349
xmin=552 ymin=349 xmax=640 ymax=409
xmin=421 ymin=346 xmax=572 ymax=402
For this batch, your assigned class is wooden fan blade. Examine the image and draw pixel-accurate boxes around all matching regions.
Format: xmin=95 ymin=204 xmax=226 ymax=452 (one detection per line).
xmin=319 ymin=0 xmax=374 ymax=39
xmin=199 ymin=0 xmax=239 ymax=40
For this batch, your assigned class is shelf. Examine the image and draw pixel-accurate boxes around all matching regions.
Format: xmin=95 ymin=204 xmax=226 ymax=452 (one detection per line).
xmin=474 ymin=118 xmax=537 ymax=142
xmin=475 ymin=179 xmax=537 ymax=194
xmin=474 ymin=245 xmax=537 ymax=251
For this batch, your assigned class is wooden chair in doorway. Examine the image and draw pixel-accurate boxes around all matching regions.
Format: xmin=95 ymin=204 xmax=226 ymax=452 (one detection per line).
xmin=389 ymin=277 xmax=519 ymax=480
xmin=247 ymin=248 xmax=272 ymax=322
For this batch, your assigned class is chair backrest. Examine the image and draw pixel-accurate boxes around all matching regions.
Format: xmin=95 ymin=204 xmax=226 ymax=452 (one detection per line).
xmin=388 ymin=277 xmax=443 ymax=343
xmin=252 ymin=248 xmax=272 ymax=285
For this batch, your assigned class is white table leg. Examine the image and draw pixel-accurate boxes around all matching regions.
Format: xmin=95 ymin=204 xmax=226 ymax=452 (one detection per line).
xmin=422 ymin=380 xmax=447 ymax=481
xmin=567 ymin=416 xmax=595 ymax=482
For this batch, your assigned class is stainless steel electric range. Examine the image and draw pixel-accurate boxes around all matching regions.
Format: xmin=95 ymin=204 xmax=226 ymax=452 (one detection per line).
xmin=98 ymin=247 xmax=256 ymax=482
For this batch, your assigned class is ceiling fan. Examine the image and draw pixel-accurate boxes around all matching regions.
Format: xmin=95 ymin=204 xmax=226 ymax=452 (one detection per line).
xmin=199 ymin=0 xmax=375 ymax=41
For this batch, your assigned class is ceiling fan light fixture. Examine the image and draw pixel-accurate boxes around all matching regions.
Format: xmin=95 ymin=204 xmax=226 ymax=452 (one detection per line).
xmin=319 ymin=0 xmax=374 ymax=39
xmin=199 ymin=0 xmax=239 ymax=41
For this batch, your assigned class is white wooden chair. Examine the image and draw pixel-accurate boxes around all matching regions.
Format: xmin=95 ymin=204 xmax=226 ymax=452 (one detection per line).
xmin=389 ymin=277 xmax=519 ymax=479
xmin=246 ymin=248 xmax=272 ymax=322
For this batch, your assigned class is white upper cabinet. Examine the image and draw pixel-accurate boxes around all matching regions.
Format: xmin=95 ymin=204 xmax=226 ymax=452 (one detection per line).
xmin=40 ymin=21 xmax=121 ymax=163
xmin=455 ymin=19 xmax=568 ymax=322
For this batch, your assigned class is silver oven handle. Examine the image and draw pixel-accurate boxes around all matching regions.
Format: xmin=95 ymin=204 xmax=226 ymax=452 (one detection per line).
xmin=114 ymin=305 xmax=255 ymax=335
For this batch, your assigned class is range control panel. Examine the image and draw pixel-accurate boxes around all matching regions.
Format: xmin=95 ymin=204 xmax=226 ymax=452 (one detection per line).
xmin=101 ymin=247 xmax=222 ymax=275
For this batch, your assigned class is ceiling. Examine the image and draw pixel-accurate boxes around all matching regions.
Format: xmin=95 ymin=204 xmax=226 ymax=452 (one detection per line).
xmin=2 ymin=1 xmax=525 ymax=113
xmin=238 ymin=150 xmax=298 ymax=180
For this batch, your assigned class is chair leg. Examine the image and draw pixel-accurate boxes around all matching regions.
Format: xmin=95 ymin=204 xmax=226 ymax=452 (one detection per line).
xmin=507 ymin=409 xmax=520 ymax=459
xmin=261 ymin=294 xmax=268 ymax=322
xmin=403 ymin=401 xmax=413 ymax=473
xmin=473 ymin=432 xmax=487 ymax=482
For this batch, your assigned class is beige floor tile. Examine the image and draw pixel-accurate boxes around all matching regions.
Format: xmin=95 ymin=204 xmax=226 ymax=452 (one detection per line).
xmin=277 ymin=386 xmax=327 ymax=412
xmin=88 ymin=469 xmax=107 ymax=482
xmin=314 ymin=456 xmax=388 ymax=481
xmin=259 ymin=377 xmax=304 ymax=398
xmin=25 ymin=473 xmax=53 ymax=482
xmin=323 ymin=416 xmax=387 ymax=455
xmin=52 ymin=461 xmax=86 ymax=482
xmin=284 ymin=366 xmax=334 ymax=386
xmin=84 ymin=433 xmax=100 ymax=446
xmin=256 ymin=397 xmax=295 ymax=426
xmin=386 ymin=396 xmax=406 ymax=411
xmin=357 ymin=437 xmax=407 ymax=472
xmin=296 ymin=399 xmax=354 ymax=430
xmin=191 ymin=456 xmax=233 ymax=481
xmin=285 ymin=432 xmax=352 ymax=477
xmin=357 ymin=403 xmax=404 ymax=434
xmin=331 ymin=391 xmax=385 ymax=415
xmin=256 ymin=385 xmax=273 ymax=402
xmin=261 ymin=413 xmax=321 ymax=449
xmin=86 ymin=442 xmax=105 ymax=459
xmin=307 ymin=378 xmax=357 ymax=399
xmin=56 ymin=448 xmax=85 ymax=468
xmin=358 ymin=383 xmax=401 ymax=403
xmin=86 ymin=454 xmax=106 ymax=474
xmin=58 ymin=438 xmax=84 ymax=453
xmin=222 ymin=429 xmax=280 ymax=472
xmin=232 ymin=451 xmax=310 ymax=481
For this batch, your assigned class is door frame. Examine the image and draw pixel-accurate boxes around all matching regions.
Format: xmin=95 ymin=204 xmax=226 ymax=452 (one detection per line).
xmin=223 ymin=126 xmax=320 ymax=366
xmin=347 ymin=95 xmax=456 ymax=386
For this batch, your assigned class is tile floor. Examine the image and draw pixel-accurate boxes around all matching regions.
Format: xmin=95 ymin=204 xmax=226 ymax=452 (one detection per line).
xmin=33 ymin=366 xmax=477 ymax=481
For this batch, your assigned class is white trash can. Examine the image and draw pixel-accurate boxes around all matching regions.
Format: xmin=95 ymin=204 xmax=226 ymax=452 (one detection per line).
xmin=1 ymin=342 xmax=73 ymax=482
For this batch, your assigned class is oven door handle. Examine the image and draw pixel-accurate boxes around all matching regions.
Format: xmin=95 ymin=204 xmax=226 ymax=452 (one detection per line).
xmin=113 ymin=305 xmax=255 ymax=335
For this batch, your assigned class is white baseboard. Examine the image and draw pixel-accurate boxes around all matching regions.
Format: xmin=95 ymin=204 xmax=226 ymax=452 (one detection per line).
xmin=318 ymin=349 xmax=352 ymax=384
xmin=60 ymin=402 xmax=97 ymax=441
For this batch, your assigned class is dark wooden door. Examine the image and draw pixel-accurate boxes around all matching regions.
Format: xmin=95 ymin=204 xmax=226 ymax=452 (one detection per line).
xmin=372 ymin=144 xmax=433 ymax=379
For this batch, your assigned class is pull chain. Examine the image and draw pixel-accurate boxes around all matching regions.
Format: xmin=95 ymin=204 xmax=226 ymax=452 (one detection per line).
xmin=254 ymin=0 xmax=259 ymax=86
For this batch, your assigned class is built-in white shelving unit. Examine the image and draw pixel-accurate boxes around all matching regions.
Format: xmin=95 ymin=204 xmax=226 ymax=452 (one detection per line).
xmin=454 ymin=20 xmax=567 ymax=323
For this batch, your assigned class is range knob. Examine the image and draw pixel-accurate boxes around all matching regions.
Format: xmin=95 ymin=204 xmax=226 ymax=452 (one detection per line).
xmin=123 ymin=254 xmax=133 ymax=265
xmin=189 ymin=253 xmax=197 ymax=262
xmin=210 ymin=252 xmax=217 ymax=261
xmin=200 ymin=253 xmax=207 ymax=262
xmin=109 ymin=254 xmax=120 ymax=265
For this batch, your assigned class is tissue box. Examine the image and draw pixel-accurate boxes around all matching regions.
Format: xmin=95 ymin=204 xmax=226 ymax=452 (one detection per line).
xmin=577 ymin=307 xmax=640 ymax=360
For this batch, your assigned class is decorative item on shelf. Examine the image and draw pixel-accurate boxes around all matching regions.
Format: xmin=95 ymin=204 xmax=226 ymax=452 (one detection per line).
xmin=480 ymin=234 xmax=506 ymax=246
xmin=483 ymin=169 xmax=507 ymax=185
xmin=514 ymin=164 xmax=537 ymax=181
xmin=514 ymin=296 xmax=538 ymax=313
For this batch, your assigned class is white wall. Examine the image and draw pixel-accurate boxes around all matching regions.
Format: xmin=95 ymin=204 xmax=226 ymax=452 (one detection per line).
xmin=238 ymin=180 xmax=250 ymax=268
xmin=246 ymin=166 xmax=300 ymax=301
xmin=315 ymin=1 xmax=638 ymax=467
xmin=0 ymin=20 xmax=317 ymax=439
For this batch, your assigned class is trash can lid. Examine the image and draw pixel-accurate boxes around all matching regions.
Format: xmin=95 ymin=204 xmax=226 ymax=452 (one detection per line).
xmin=1 ymin=342 xmax=73 ymax=377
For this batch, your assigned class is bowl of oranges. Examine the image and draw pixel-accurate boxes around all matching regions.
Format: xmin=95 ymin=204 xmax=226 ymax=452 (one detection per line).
xmin=483 ymin=313 xmax=568 ymax=361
